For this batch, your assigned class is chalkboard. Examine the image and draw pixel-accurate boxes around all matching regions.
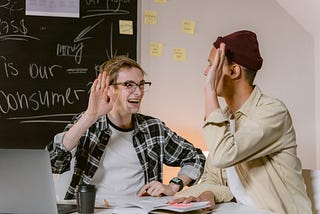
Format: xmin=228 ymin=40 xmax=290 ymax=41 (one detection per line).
xmin=0 ymin=0 xmax=138 ymax=149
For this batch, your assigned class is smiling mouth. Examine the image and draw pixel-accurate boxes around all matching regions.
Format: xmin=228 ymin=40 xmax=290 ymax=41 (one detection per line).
xmin=128 ymin=99 xmax=140 ymax=104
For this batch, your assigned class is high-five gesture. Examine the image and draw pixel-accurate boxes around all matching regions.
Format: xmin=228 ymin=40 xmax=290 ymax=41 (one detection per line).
xmin=204 ymin=43 xmax=226 ymax=118
xmin=47 ymin=55 xmax=206 ymax=202
xmin=62 ymin=71 xmax=117 ymax=151
xmin=86 ymin=72 xmax=116 ymax=121
xmin=205 ymin=43 xmax=226 ymax=94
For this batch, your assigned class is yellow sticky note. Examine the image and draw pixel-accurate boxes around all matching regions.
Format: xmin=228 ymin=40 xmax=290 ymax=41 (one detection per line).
xmin=149 ymin=42 xmax=163 ymax=57
xmin=154 ymin=0 xmax=167 ymax=3
xmin=119 ymin=20 xmax=133 ymax=35
xmin=174 ymin=48 xmax=186 ymax=61
xmin=182 ymin=20 xmax=196 ymax=35
xmin=144 ymin=10 xmax=157 ymax=25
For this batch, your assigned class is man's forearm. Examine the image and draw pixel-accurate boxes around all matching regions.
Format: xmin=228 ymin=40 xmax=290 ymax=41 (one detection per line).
xmin=63 ymin=112 xmax=97 ymax=151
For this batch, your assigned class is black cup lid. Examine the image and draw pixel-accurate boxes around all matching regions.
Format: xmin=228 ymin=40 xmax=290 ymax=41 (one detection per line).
xmin=76 ymin=184 xmax=96 ymax=192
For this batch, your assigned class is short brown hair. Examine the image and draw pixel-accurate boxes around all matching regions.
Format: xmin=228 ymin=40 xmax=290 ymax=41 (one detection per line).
xmin=99 ymin=55 xmax=146 ymax=85
xmin=241 ymin=66 xmax=257 ymax=85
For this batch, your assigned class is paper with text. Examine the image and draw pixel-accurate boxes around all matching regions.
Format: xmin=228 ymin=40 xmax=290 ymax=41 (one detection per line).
xmin=25 ymin=0 xmax=79 ymax=18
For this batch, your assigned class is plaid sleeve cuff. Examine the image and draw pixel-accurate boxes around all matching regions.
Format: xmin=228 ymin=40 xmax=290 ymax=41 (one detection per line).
xmin=53 ymin=132 xmax=69 ymax=152
xmin=178 ymin=165 xmax=203 ymax=184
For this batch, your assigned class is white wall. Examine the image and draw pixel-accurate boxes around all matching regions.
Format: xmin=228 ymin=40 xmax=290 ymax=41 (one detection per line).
xmin=139 ymin=0 xmax=317 ymax=169
xmin=317 ymin=39 xmax=320 ymax=169
xmin=275 ymin=0 xmax=320 ymax=171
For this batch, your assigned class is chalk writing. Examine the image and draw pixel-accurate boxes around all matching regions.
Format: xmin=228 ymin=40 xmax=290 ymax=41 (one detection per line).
xmin=8 ymin=113 xmax=77 ymax=124
xmin=66 ymin=68 xmax=88 ymax=74
xmin=56 ymin=18 xmax=105 ymax=64
xmin=0 ymin=0 xmax=39 ymax=41
xmin=0 ymin=0 xmax=23 ymax=14
xmin=0 ymin=88 xmax=86 ymax=114
xmin=106 ymin=22 xmax=118 ymax=59
xmin=83 ymin=0 xmax=131 ymax=18
xmin=56 ymin=43 xmax=84 ymax=64
xmin=0 ymin=17 xmax=39 ymax=41
xmin=0 ymin=56 xmax=19 ymax=78
xmin=74 ymin=19 xmax=104 ymax=42
xmin=29 ymin=64 xmax=62 ymax=79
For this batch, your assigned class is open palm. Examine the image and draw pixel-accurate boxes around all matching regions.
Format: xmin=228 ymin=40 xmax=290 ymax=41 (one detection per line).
xmin=86 ymin=72 xmax=117 ymax=120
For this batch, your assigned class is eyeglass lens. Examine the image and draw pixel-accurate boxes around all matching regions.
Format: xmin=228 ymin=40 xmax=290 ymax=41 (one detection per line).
xmin=124 ymin=81 xmax=151 ymax=92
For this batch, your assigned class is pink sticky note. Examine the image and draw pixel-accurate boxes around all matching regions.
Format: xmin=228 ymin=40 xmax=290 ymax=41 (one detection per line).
xmin=170 ymin=203 xmax=193 ymax=207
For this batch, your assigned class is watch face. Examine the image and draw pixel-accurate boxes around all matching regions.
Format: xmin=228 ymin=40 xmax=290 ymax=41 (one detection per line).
xmin=172 ymin=177 xmax=180 ymax=183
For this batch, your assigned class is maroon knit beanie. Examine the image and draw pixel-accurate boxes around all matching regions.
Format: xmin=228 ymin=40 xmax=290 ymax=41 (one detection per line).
xmin=213 ymin=30 xmax=263 ymax=71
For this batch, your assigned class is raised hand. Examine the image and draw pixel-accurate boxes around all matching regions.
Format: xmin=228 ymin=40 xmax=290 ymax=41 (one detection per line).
xmin=86 ymin=72 xmax=117 ymax=120
xmin=204 ymin=43 xmax=226 ymax=118
xmin=205 ymin=43 xmax=226 ymax=94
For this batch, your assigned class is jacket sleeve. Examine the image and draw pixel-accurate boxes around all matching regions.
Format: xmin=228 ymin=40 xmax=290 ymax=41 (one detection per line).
xmin=203 ymin=100 xmax=292 ymax=168
xmin=177 ymin=159 xmax=234 ymax=203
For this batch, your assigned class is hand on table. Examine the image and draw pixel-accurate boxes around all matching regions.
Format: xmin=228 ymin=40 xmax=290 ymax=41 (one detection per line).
xmin=169 ymin=191 xmax=216 ymax=211
xmin=137 ymin=181 xmax=178 ymax=197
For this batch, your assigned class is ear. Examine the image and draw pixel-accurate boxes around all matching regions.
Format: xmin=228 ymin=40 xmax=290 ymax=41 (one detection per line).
xmin=230 ymin=64 xmax=241 ymax=79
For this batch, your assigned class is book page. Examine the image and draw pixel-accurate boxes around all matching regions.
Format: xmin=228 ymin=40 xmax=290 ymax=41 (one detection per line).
xmin=100 ymin=196 xmax=169 ymax=213
xmin=102 ymin=196 xmax=209 ymax=213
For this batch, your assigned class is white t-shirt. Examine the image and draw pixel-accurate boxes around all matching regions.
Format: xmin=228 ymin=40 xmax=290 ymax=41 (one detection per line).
xmin=226 ymin=118 xmax=256 ymax=207
xmin=90 ymin=123 xmax=145 ymax=202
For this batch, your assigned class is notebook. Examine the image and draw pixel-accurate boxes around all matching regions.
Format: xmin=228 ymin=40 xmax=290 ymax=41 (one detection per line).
xmin=0 ymin=149 xmax=76 ymax=214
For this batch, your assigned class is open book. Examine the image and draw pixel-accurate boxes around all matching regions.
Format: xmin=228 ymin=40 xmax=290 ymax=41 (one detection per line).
xmin=58 ymin=196 xmax=210 ymax=213
xmin=107 ymin=196 xmax=210 ymax=214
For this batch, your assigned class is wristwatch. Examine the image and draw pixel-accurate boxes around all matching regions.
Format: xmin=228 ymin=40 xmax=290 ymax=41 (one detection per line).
xmin=169 ymin=177 xmax=184 ymax=192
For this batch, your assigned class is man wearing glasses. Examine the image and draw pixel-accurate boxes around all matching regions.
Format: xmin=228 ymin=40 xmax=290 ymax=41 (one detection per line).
xmin=47 ymin=55 xmax=205 ymax=201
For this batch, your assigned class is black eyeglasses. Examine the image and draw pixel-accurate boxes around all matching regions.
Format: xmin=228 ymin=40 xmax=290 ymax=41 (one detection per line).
xmin=112 ymin=81 xmax=152 ymax=92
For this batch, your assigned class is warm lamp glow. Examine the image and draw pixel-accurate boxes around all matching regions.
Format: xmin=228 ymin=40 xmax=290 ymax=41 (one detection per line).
xmin=161 ymin=123 xmax=209 ymax=184
xmin=163 ymin=151 xmax=208 ymax=184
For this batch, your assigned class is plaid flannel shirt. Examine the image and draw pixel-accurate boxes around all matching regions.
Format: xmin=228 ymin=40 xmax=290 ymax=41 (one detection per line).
xmin=47 ymin=113 xmax=205 ymax=199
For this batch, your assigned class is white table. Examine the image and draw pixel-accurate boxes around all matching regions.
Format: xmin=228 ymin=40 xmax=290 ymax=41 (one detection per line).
xmin=77 ymin=202 xmax=273 ymax=214
xmin=213 ymin=202 xmax=273 ymax=213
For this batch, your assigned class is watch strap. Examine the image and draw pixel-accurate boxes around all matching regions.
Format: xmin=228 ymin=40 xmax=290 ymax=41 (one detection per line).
xmin=169 ymin=177 xmax=184 ymax=192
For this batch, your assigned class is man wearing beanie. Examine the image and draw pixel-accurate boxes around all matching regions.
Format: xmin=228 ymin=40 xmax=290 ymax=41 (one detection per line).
xmin=170 ymin=30 xmax=312 ymax=214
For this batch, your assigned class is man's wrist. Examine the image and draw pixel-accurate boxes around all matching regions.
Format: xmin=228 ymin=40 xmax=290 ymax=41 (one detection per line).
xmin=169 ymin=182 xmax=180 ymax=193
xmin=169 ymin=177 xmax=184 ymax=192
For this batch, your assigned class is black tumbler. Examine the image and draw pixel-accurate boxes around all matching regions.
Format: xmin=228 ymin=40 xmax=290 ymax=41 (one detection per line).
xmin=76 ymin=184 xmax=96 ymax=213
